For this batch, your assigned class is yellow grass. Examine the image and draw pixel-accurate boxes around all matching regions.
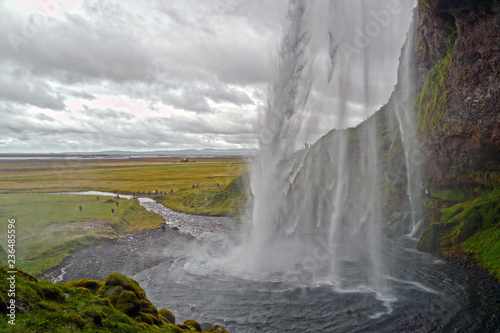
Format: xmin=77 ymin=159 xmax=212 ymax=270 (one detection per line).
xmin=0 ymin=157 xmax=247 ymax=194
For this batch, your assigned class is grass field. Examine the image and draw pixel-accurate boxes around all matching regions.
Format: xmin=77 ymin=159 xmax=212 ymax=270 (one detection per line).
xmin=0 ymin=157 xmax=247 ymax=194
xmin=0 ymin=157 xmax=248 ymax=275
xmin=0 ymin=193 xmax=165 ymax=275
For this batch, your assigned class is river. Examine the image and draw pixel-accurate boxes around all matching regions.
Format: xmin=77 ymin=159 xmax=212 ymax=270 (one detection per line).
xmin=46 ymin=193 xmax=499 ymax=332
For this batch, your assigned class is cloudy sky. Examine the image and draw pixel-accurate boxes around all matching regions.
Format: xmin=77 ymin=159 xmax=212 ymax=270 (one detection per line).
xmin=0 ymin=0 xmax=413 ymax=153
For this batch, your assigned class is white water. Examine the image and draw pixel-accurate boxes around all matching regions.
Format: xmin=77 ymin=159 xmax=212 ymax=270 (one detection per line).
xmin=54 ymin=192 xmax=499 ymax=332
xmin=391 ymin=0 xmax=425 ymax=235
xmin=219 ymin=0 xmax=416 ymax=295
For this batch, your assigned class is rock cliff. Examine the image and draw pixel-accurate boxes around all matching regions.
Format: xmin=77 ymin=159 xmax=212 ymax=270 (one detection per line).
xmin=416 ymin=0 xmax=500 ymax=188
xmin=414 ymin=0 xmax=499 ymax=278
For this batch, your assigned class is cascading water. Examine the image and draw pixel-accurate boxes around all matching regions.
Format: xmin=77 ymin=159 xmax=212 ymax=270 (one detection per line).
xmin=224 ymin=0 xmax=416 ymax=293
xmin=392 ymin=1 xmax=425 ymax=237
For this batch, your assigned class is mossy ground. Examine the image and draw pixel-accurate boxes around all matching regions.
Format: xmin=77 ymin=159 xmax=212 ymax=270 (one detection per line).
xmin=0 ymin=267 xmax=227 ymax=332
xmin=418 ymin=186 xmax=500 ymax=280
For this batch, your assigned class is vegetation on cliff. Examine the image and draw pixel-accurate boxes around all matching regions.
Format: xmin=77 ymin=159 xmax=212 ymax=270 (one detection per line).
xmin=0 ymin=266 xmax=228 ymax=332
xmin=418 ymin=187 xmax=500 ymax=280
xmin=416 ymin=30 xmax=455 ymax=141
xmin=414 ymin=0 xmax=500 ymax=280
xmin=157 ymin=174 xmax=251 ymax=218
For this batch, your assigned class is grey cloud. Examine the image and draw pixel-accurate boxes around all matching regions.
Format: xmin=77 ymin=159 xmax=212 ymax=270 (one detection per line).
xmin=205 ymin=86 xmax=254 ymax=105
xmin=0 ymin=0 xmax=287 ymax=153
xmin=0 ymin=74 xmax=65 ymax=110
xmin=0 ymin=9 xmax=154 ymax=84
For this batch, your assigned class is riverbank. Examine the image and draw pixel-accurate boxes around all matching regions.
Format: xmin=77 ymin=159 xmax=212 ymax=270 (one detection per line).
xmin=42 ymin=224 xmax=195 ymax=282
xmin=156 ymin=173 xmax=251 ymax=219
xmin=39 ymin=207 xmax=500 ymax=332
xmin=0 ymin=193 xmax=165 ymax=276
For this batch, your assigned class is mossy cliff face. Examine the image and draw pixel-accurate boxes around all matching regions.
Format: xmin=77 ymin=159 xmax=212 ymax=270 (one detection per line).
xmin=416 ymin=0 xmax=500 ymax=188
xmin=414 ymin=0 xmax=500 ymax=280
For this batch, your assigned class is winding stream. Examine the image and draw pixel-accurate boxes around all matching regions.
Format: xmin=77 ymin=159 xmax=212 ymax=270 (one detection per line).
xmin=49 ymin=193 xmax=499 ymax=332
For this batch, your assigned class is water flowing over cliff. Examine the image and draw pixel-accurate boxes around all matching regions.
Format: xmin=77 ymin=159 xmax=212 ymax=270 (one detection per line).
xmin=224 ymin=0 xmax=416 ymax=293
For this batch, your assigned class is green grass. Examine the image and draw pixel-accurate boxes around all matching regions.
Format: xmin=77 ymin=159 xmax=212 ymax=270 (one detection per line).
xmin=0 ymin=193 xmax=165 ymax=275
xmin=158 ymin=174 xmax=250 ymax=218
xmin=0 ymin=266 xmax=226 ymax=332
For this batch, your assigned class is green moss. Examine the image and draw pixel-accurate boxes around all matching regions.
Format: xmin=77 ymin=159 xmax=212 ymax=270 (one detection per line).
xmin=416 ymin=26 xmax=457 ymax=142
xmin=183 ymin=320 xmax=202 ymax=332
xmin=159 ymin=308 xmax=176 ymax=324
xmin=416 ymin=52 xmax=452 ymax=141
xmin=102 ymin=273 xmax=146 ymax=298
xmin=37 ymin=284 xmax=65 ymax=303
xmin=65 ymin=278 xmax=102 ymax=293
xmin=463 ymin=228 xmax=500 ymax=280
xmin=419 ymin=186 xmax=500 ymax=279
xmin=0 ymin=266 xmax=226 ymax=332
xmin=114 ymin=290 xmax=141 ymax=317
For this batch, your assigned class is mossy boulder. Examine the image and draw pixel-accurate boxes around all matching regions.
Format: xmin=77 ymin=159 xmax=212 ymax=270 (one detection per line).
xmin=159 ymin=308 xmax=176 ymax=324
xmin=140 ymin=298 xmax=158 ymax=315
xmin=135 ymin=312 xmax=159 ymax=325
xmin=0 ymin=266 xmax=223 ymax=332
xmin=114 ymin=290 xmax=141 ymax=317
xmin=37 ymin=284 xmax=65 ymax=302
xmin=209 ymin=325 xmax=230 ymax=333
xmin=184 ymin=319 xmax=202 ymax=332
xmin=103 ymin=272 xmax=147 ymax=298
xmin=84 ymin=308 xmax=105 ymax=327
xmin=66 ymin=278 xmax=102 ymax=293
xmin=68 ymin=313 xmax=86 ymax=329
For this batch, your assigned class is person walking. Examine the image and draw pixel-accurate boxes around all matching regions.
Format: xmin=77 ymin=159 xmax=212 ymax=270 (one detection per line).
xmin=97 ymin=196 xmax=99 ymax=201
xmin=116 ymin=202 xmax=119 ymax=208
xmin=111 ymin=208 xmax=115 ymax=216
xmin=79 ymin=205 xmax=82 ymax=212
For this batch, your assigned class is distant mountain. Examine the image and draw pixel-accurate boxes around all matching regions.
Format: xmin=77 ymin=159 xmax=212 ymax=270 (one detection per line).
xmin=93 ymin=148 xmax=257 ymax=156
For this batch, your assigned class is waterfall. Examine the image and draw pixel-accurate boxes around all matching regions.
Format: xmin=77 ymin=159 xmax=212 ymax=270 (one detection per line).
xmin=225 ymin=0 xmax=416 ymax=292
xmin=392 ymin=1 xmax=424 ymax=237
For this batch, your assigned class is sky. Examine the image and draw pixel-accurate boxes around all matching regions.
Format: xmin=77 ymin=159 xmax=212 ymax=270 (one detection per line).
xmin=0 ymin=0 xmax=413 ymax=153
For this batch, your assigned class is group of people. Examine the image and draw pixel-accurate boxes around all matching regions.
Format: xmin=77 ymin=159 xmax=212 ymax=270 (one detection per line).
xmin=78 ymin=195 xmax=120 ymax=216
xmin=131 ymin=189 xmax=174 ymax=198
xmin=192 ymin=183 xmax=220 ymax=189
